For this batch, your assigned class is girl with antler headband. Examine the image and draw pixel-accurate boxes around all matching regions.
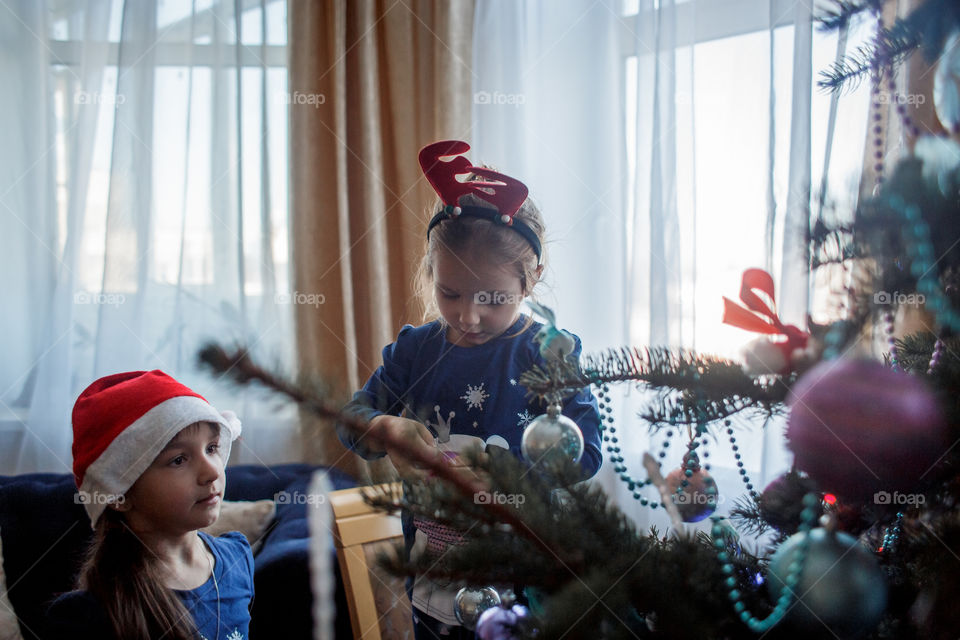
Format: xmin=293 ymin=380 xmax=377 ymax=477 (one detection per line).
xmin=337 ymin=140 xmax=602 ymax=638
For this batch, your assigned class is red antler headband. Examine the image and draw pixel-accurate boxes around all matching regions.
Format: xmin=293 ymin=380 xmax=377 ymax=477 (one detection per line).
xmin=419 ymin=140 xmax=541 ymax=262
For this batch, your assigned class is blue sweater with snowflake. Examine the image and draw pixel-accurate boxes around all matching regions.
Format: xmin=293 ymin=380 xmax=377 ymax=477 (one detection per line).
xmin=338 ymin=316 xmax=602 ymax=476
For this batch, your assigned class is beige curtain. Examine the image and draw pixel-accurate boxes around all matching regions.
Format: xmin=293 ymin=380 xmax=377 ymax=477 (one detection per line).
xmin=288 ymin=0 xmax=475 ymax=479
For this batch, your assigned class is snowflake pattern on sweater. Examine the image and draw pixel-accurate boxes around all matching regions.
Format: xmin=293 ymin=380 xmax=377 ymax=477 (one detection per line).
xmin=337 ymin=316 xmax=603 ymax=627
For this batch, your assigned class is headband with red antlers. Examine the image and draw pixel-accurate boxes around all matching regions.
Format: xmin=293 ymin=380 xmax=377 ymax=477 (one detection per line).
xmin=419 ymin=140 xmax=541 ymax=261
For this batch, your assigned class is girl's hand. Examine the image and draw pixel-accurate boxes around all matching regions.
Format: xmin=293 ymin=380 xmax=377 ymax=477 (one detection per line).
xmin=368 ymin=415 xmax=446 ymax=482
xmin=445 ymin=451 xmax=491 ymax=495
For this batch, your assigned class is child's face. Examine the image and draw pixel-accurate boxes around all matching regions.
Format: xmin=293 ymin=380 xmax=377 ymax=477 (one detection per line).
xmin=433 ymin=248 xmax=526 ymax=347
xmin=119 ymin=422 xmax=225 ymax=535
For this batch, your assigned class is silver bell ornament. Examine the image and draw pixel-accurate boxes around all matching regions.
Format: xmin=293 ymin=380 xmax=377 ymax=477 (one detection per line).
xmin=454 ymin=586 xmax=501 ymax=630
xmin=768 ymin=527 xmax=887 ymax=639
xmin=520 ymin=404 xmax=583 ymax=468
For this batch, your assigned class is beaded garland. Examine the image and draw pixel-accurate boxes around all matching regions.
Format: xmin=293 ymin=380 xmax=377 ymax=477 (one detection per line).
xmin=880 ymin=193 xmax=960 ymax=334
xmin=594 ymin=385 xmax=759 ymax=511
xmin=595 ymin=384 xmax=663 ymax=509
xmin=711 ymin=493 xmax=821 ymax=633
xmin=883 ymin=311 xmax=900 ymax=370
xmin=866 ymin=8 xmax=960 ymax=356
xmin=881 ymin=312 xmax=945 ymax=376
xmin=927 ymin=339 xmax=944 ymax=374
xmin=879 ymin=512 xmax=903 ymax=555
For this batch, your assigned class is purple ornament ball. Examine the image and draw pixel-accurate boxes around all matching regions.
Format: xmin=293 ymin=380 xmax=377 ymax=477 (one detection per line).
xmin=476 ymin=605 xmax=530 ymax=640
xmin=786 ymin=359 xmax=948 ymax=502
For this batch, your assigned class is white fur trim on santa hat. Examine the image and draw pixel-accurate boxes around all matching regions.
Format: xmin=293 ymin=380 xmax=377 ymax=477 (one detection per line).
xmin=78 ymin=395 xmax=241 ymax=527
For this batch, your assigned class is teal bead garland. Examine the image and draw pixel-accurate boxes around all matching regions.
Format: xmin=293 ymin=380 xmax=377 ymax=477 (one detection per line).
xmin=767 ymin=524 xmax=888 ymax=637
xmin=726 ymin=420 xmax=759 ymax=500
xmin=596 ymin=388 xmax=761 ymax=512
xmin=882 ymin=194 xmax=960 ymax=333
xmin=595 ymin=384 xmax=664 ymax=510
xmin=879 ymin=512 xmax=903 ymax=554
xmin=712 ymin=493 xmax=820 ymax=632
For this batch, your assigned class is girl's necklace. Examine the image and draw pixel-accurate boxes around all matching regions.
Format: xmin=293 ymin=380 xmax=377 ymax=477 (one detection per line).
xmin=204 ymin=536 xmax=221 ymax=640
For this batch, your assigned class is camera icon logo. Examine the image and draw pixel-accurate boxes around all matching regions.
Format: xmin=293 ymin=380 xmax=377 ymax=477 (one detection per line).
xmin=874 ymin=491 xmax=891 ymax=504
xmin=275 ymin=491 xmax=291 ymax=504
xmin=474 ymin=291 xmax=492 ymax=305
xmin=474 ymin=491 xmax=492 ymax=504
xmin=473 ymin=91 xmax=491 ymax=105
xmin=873 ymin=291 xmax=891 ymax=305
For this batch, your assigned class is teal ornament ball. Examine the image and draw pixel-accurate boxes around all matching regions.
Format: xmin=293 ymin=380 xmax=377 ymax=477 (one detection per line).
xmin=521 ymin=412 xmax=583 ymax=467
xmin=454 ymin=586 xmax=501 ymax=630
xmin=768 ymin=528 xmax=887 ymax=638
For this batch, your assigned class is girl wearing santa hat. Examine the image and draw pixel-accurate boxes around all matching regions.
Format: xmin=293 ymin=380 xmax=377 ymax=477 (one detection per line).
xmin=43 ymin=370 xmax=253 ymax=640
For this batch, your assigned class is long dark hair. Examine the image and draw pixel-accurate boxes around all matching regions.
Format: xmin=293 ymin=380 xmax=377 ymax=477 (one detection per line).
xmin=77 ymin=508 xmax=198 ymax=640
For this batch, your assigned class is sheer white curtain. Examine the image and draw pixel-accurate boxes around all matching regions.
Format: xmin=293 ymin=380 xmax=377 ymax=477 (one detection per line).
xmin=470 ymin=0 xmax=626 ymax=373
xmin=0 ymin=0 xmax=296 ymax=475
xmin=473 ymin=0 xmax=872 ymax=533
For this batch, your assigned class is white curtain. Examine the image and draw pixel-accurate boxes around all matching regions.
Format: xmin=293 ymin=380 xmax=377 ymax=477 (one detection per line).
xmin=0 ymin=0 xmax=297 ymax=475
xmin=473 ymin=0 xmax=872 ymax=534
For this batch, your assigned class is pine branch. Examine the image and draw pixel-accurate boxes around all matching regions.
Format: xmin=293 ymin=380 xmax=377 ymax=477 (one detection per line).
xmin=521 ymin=347 xmax=789 ymax=428
xmin=197 ymin=343 xmax=566 ymax=561
xmin=729 ymin=494 xmax=772 ymax=538
xmin=817 ymin=0 xmax=960 ymax=93
xmin=815 ymin=0 xmax=882 ymax=32
xmin=817 ymin=31 xmax=917 ymax=93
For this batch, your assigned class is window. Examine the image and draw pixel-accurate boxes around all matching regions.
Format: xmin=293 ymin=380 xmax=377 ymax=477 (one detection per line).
xmin=622 ymin=0 xmax=872 ymax=357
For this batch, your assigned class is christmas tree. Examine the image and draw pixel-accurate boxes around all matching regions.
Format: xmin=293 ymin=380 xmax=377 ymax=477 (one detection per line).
xmin=198 ymin=4 xmax=960 ymax=637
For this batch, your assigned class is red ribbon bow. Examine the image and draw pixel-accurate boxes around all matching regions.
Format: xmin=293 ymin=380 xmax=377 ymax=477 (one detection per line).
xmin=722 ymin=269 xmax=808 ymax=359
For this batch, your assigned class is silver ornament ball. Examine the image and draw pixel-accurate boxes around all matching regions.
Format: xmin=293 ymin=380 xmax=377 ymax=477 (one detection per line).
xmin=521 ymin=411 xmax=584 ymax=467
xmin=768 ymin=527 xmax=887 ymax=639
xmin=454 ymin=586 xmax=501 ymax=630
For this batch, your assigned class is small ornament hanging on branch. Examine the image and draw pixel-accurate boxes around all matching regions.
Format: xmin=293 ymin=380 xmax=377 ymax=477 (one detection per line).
xmin=521 ymin=403 xmax=584 ymax=469
xmin=528 ymin=300 xmax=578 ymax=365
xmin=767 ymin=518 xmax=888 ymax=638
xmin=476 ymin=604 xmax=535 ymax=640
xmin=664 ymin=449 xmax=719 ymax=523
xmin=454 ymin=586 xmax=502 ymax=631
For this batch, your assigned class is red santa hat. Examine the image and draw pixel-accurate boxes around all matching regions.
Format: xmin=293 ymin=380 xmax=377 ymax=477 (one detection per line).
xmin=72 ymin=370 xmax=242 ymax=527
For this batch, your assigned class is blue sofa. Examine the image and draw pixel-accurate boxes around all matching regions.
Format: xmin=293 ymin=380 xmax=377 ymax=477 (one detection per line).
xmin=0 ymin=464 xmax=357 ymax=639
